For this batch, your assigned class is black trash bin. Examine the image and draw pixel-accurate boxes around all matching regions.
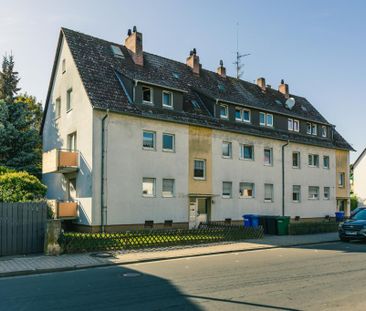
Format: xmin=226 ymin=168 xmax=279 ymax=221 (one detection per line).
xmin=265 ymin=216 xmax=279 ymax=235
xmin=258 ymin=215 xmax=268 ymax=233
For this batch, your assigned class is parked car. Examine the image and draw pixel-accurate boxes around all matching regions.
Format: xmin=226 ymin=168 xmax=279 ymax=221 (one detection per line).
xmin=339 ymin=208 xmax=366 ymax=241
xmin=350 ymin=206 xmax=366 ymax=217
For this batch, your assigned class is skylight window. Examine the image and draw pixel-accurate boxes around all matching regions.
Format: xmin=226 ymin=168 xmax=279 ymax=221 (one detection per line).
xmin=173 ymin=72 xmax=180 ymax=79
xmin=111 ymin=45 xmax=124 ymax=58
xmin=218 ymin=83 xmax=225 ymax=92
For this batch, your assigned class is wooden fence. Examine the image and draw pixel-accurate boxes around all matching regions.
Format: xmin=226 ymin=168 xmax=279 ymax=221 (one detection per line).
xmin=0 ymin=202 xmax=47 ymax=256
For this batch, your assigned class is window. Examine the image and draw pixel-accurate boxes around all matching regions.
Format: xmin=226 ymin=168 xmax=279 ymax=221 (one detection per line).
xmin=311 ymin=124 xmax=317 ymax=135
xmin=308 ymin=154 xmax=319 ymax=167
xmin=162 ymin=179 xmax=174 ymax=197
xmin=62 ymin=59 xmax=66 ymax=74
xmin=243 ymin=109 xmax=251 ymax=122
xmin=162 ymin=133 xmax=175 ymax=152
xmin=143 ymin=131 xmax=156 ymax=150
xmin=194 ymin=159 xmax=206 ymax=179
xmin=219 ymin=104 xmax=228 ymax=119
xmin=293 ymin=120 xmax=300 ymax=132
xmin=222 ymin=141 xmax=232 ymax=158
xmin=260 ymin=112 xmax=273 ymax=127
xmin=264 ymin=184 xmax=274 ymax=202
xmin=306 ymin=123 xmax=312 ymax=134
xmin=111 ymin=45 xmax=124 ymax=58
xmin=264 ymin=148 xmax=273 ymax=166
xmin=292 ymin=152 xmax=300 ymax=168
xmin=323 ymin=156 xmax=329 ymax=169
xmin=142 ymin=86 xmax=153 ymax=104
xmin=66 ymin=88 xmax=72 ymax=111
xmin=55 ymin=97 xmax=61 ymax=118
xmin=338 ymin=172 xmax=345 ymax=188
xmin=235 ymin=108 xmax=242 ymax=121
xmin=292 ymin=185 xmax=301 ymax=202
xmin=162 ymin=91 xmax=173 ymax=108
xmin=143 ymin=178 xmax=155 ymax=197
xmin=288 ymin=118 xmax=293 ymax=131
xmin=240 ymin=144 xmax=254 ymax=160
xmin=222 ymin=182 xmax=232 ymax=198
xmin=308 ymin=186 xmax=319 ymax=200
xmin=239 ymin=182 xmax=255 ymax=198
xmin=322 ymin=126 xmax=327 ymax=137
xmin=324 ymin=187 xmax=330 ymax=200
xmin=67 ymin=132 xmax=77 ymax=151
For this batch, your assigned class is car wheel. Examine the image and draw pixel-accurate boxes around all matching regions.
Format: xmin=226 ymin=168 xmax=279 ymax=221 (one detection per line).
xmin=340 ymin=237 xmax=350 ymax=242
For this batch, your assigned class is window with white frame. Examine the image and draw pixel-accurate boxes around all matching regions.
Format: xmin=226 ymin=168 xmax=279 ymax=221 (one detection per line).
xmin=243 ymin=109 xmax=251 ymax=122
xmin=142 ymin=178 xmax=155 ymax=197
xmin=219 ymin=104 xmax=228 ymax=119
xmin=311 ymin=123 xmax=317 ymax=135
xmin=324 ymin=187 xmax=330 ymax=200
xmin=240 ymin=144 xmax=254 ymax=160
xmin=67 ymin=132 xmax=77 ymax=151
xmin=321 ymin=126 xmax=327 ymax=137
xmin=292 ymin=152 xmax=300 ymax=168
xmin=259 ymin=112 xmax=266 ymax=126
xmin=288 ymin=118 xmax=293 ymax=131
xmin=264 ymin=184 xmax=274 ymax=202
xmin=66 ymin=88 xmax=73 ymax=112
xmin=222 ymin=182 xmax=232 ymax=198
xmin=293 ymin=119 xmax=300 ymax=132
xmin=162 ymin=133 xmax=175 ymax=151
xmin=308 ymin=186 xmax=319 ymax=200
xmin=239 ymin=182 xmax=255 ymax=198
xmin=292 ymin=185 xmax=301 ymax=202
xmin=162 ymin=91 xmax=173 ymax=108
xmin=143 ymin=131 xmax=156 ymax=149
xmin=162 ymin=179 xmax=174 ymax=197
xmin=235 ymin=108 xmax=242 ymax=121
xmin=235 ymin=108 xmax=251 ymax=122
xmin=222 ymin=141 xmax=232 ymax=158
xmin=55 ymin=97 xmax=61 ymax=118
xmin=260 ymin=112 xmax=273 ymax=127
xmin=142 ymin=86 xmax=153 ymax=104
xmin=306 ymin=122 xmax=312 ymax=134
xmin=266 ymin=114 xmax=273 ymax=127
xmin=338 ymin=172 xmax=345 ymax=188
xmin=323 ymin=156 xmax=330 ymax=169
xmin=308 ymin=154 xmax=319 ymax=167
xmin=264 ymin=148 xmax=273 ymax=166
xmin=194 ymin=159 xmax=206 ymax=179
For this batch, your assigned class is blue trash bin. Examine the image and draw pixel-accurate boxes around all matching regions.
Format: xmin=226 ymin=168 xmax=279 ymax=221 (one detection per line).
xmin=243 ymin=214 xmax=252 ymax=227
xmin=335 ymin=211 xmax=345 ymax=222
xmin=251 ymin=215 xmax=259 ymax=228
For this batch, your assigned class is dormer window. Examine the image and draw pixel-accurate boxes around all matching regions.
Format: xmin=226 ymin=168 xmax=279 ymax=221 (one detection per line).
xmin=219 ymin=104 xmax=228 ymax=119
xmin=321 ymin=126 xmax=327 ymax=137
xmin=307 ymin=122 xmax=317 ymax=135
xmin=260 ymin=112 xmax=273 ymax=127
xmin=162 ymin=91 xmax=173 ymax=109
xmin=142 ymin=86 xmax=153 ymax=104
xmin=235 ymin=108 xmax=251 ymax=123
xmin=288 ymin=118 xmax=299 ymax=132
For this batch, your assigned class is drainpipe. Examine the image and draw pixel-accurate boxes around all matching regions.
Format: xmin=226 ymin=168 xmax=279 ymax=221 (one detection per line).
xmin=282 ymin=140 xmax=290 ymax=217
xmin=101 ymin=111 xmax=109 ymax=233
xmin=132 ymin=80 xmax=138 ymax=103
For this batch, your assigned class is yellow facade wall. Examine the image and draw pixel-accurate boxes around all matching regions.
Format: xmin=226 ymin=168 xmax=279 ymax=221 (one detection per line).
xmin=335 ymin=149 xmax=350 ymax=199
xmin=188 ymin=126 xmax=212 ymax=195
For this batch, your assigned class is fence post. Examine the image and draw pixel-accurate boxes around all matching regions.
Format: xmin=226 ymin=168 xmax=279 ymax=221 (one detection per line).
xmin=44 ymin=219 xmax=62 ymax=256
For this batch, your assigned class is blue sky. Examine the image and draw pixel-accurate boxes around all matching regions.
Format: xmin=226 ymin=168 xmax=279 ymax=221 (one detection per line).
xmin=0 ymin=0 xmax=365 ymax=161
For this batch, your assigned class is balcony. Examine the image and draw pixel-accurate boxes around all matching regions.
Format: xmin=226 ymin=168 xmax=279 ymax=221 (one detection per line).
xmin=48 ymin=200 xmax=78 ymax=219
xmin=42 ymin=149 xmax=79 ymax=174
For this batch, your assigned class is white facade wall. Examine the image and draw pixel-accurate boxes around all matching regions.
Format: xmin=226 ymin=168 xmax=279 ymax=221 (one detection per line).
xmin=92 ymin=111 xmax=189 ymax=226
xmin=353 ymin=154 xmax=366 ymax=204
xmin=42 ymin=37 xmax=94 ymax=225
xmin=211 ymin=130 xmax=337 ymax=220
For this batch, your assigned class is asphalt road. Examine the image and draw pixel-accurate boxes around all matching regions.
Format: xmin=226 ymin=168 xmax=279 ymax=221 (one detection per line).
xmin=1 ymin=241 xmax=366 ymax=311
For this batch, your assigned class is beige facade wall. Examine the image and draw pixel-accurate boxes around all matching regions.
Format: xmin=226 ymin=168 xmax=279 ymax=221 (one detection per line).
xmin=353 ymin=154 xmax=366 ymax=204
xmin=335 ymin=150 xmax=350 ymax=199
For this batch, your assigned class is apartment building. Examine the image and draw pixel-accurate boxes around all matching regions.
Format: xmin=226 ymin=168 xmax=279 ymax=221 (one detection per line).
xmin=41 ymin=27 xmax=353 ymax=232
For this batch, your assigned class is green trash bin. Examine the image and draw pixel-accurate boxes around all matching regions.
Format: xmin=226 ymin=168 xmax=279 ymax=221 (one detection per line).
xmin=276 ymin=216 xmax=290 ymax=235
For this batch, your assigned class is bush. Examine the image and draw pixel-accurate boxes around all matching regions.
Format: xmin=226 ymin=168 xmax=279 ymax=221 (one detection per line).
xmin=0 ymin=166 xmax=15 ymax=175
xmin=0 ymin=171 xmax=47 ymax=202
xmin=288 ymin=221 xmax=338 ymax=235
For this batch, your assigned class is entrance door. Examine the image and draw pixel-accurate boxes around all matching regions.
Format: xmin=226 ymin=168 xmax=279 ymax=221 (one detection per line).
xmin=196 ymin=198 xmax=208 ymax=226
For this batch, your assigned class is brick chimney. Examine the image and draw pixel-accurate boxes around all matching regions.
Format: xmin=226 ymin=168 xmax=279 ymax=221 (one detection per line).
xmin=278 ymin=79 xmax=289 ymax=98
xmin=217 ymin=60 xmax=226 ymax=78
xmin=256 ymin=77 xmax=266 ymax=90
xmin=186 ymin=48 xmax=200 ymax=75
xmin=125 ymin=26 xmax=143 ymax=66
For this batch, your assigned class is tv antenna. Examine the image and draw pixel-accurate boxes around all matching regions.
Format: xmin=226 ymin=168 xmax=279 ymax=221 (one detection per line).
xmin=234 ymin=22 xmax=251 ymax=79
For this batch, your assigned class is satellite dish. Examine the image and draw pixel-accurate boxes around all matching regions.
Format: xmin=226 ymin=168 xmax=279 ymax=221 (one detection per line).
xmin=285 ymin=97 xmax=296 ymax=109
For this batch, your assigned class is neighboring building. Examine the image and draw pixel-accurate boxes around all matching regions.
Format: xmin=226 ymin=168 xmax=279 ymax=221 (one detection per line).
xmin=41 ymin=27 xmax=353 ymax=232
xmin=353 ymin=148 xmax=366 ymax=204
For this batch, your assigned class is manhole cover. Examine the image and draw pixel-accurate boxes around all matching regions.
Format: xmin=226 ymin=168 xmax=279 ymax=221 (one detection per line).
xmin=122 ymin=273 xmax=142 ymax=278
xmin=90 ymin=252 xmax=114 ymax=258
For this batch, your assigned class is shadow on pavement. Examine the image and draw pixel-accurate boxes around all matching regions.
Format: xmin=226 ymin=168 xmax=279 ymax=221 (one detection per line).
xmin=0 ymin=265 xmax=202 ymax=311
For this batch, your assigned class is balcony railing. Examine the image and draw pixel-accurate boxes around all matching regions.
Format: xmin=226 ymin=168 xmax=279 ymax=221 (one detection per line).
xmin=42 ymin=149 xmax=79 ymax=174
xmin=48 ymin=200 xmax=78 ymax=219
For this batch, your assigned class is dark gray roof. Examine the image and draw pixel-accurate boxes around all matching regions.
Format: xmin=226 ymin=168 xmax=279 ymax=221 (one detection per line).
xmin=42 ymin=28 xmax=353 ymax=151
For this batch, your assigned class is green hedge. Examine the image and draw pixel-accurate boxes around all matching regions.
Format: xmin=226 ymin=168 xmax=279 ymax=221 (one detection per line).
xmin=288 ymin=221 xmax=338 ymax=235
xmin=60 ymin=224 xmax=264 ymax=253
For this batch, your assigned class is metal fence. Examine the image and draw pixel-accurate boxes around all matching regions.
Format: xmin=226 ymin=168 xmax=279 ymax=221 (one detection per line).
xmin=0 ymin=202 xmax=47 ymax=256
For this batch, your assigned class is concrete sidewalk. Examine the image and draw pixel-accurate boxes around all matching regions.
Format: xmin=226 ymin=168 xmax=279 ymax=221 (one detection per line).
xmin=0 ymin=232 xmax=339 ymax=277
